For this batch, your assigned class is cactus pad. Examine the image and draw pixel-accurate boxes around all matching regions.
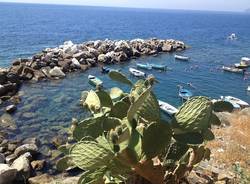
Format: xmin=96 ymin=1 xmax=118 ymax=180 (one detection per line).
xmin=142 ymin=122 xmax=172 ymax=159
xmin=109 ymin=71 xmax=133 ymax=86
xmin=174 ymin=96 xmax=213 ymax=132
xmin=70 ymin=141 xmax=114 ymax=170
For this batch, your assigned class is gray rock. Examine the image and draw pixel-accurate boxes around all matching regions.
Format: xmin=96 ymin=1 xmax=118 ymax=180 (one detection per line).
xmin=28 ymin=174 xmax=54 ymax=184
xmin=0 ymin=147 xmax=6 ymax=154
xmin=14 ymin=144 xmax=38 ymax=157
xmin=5 ymin=154 xmax=17 ymax=164
xmin=0 ymin=164 xmax=17 ymax=184
xmin=0 ymin=154 xmax=5 ymax=164
xmin=31 ymin=160 xmax=45 ymax=171
xmin=5 ymin=105 xmax=16 ymax=113
xmin=49 ymin=67 xmax=65 ymax=78
xmin=71 ymin=58 xmax=81 ymax=68
xmin=7 ymin=143 xmax=17 ymax=152
xmin=23 ymin=137 xmax=40 ymax=147
xmin=11 ymin=153 xmax=32 ymax=181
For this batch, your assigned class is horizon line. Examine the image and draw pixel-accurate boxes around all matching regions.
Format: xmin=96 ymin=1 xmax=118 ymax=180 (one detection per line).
xmin=0 ymin=1 xmax=247 ymax=13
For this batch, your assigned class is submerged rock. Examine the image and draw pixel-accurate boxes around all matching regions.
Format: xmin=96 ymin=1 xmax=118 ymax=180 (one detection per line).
xmin=0 ymin=113 xmax=16 ymax=130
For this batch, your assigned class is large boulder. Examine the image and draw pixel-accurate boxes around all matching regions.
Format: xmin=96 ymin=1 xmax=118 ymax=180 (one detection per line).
xmin=14 ymin=144 xmax=38 ymax=157
xmin=11 ymin=153 xmax=32 ymax=181
xmin=49 ymin=67 xmax=65 ymax=78
xmin=162 ymin=43 xmax=173 ymax=52
xmin=97 ymin=54 xmax=108 ymax=63
xmin=0 ymin=164 xmax=17 ymax=184
xmin=0 ymin=73 xmax=7 ymax=85
xmin=71 ymin=58 xmax=81 ymax=68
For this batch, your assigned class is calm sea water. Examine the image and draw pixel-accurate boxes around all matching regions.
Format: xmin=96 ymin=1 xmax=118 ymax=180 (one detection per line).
xmin=0 ymin=3 xmax=250 ymax=142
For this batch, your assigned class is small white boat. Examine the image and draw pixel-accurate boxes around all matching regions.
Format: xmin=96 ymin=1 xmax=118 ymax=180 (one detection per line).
xmin=247 ymin=86 xmax=250 ymax=91
xmin=241 ymin=57 xmax=250 ymax=65
xmin=228 ymin=33 xmax=237 ymax=40
xmin=129 ymin=68 xmax=146 ymax=77
xmin=178 ymin=86 xmax=193 ymax=100
xmin=158 ymin=100 xmax=178 ymax=116
xmin=174 ymin=55 xmax=190 ymax=61
xmin=222 ymin=66 xmax=244 ymax=74
xmin=88 ymin=75 xmax=103 ymax=87
xmin=222 ymin=96 xmax=249 ymax=108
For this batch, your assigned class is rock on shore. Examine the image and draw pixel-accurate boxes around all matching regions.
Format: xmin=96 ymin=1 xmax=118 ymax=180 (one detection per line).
xmin=0 ymin=38 xmax=186 ymax=103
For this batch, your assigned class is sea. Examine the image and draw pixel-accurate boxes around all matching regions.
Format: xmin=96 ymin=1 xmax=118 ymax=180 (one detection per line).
xmin=0 ymin=2 xmax=250 ymax=143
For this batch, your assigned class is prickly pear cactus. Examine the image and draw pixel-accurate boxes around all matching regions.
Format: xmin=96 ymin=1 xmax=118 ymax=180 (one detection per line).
xmin=212 ymin=100 xmax=234 ymax=112
xmin=58 ymin=71 xmax=218 ymax=184
xmin=110 ymin=87 xmax=124 ymax=102
xmin=108 ymin=71 xmax=133 ymax=86
xmin=70 ymin=141 xmax=114 ymax=170
xmin=174 ymin=96 xmax=213 ymax=132
xmin=83 ymin=90 xmax=101 ymax=113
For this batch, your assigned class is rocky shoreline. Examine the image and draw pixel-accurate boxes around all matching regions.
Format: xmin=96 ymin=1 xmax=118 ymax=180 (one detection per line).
xmin=0 ymin=38 xmax=186 ymax=109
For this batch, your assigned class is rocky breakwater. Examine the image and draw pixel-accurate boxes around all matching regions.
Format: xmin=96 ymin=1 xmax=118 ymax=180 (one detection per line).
xmin=0 ymin=38 xmax=186 ymax=104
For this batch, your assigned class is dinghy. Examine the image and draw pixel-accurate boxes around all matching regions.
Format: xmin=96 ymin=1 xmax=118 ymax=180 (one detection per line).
xmin=129 ymin=68 xmax=146 ymax=77
xmin=136 ymin=63 xmax=152 ymax=70
xmin=158 ymin=100 xmax=178 ymax=116
xmin=88 ymin=75 xmax=103 ymax=87
xmin=101 ymin=66 xmax=111 ymax=74
xmin=247 ymin=86 xmax=250 ymax=92
xmin=174 ymin=55 xmax=190 ymax=61
xmin=222 ymin=66 xmax=244 ymax=74
xmin=222 ymin=96 xmax=249 ymax=108
xmin=241 ymin=57 xmax=250 ymax=65
xmin=228 ymin=33 xmax=237 ymax=40
xmin=178 ymin=86 xmax=193 ymax=100
xmin=101 ymin=66 xmax=120 ymax=74
xmin=234 ymin=63 xmax=249 ymax=69
xmin=150 ymin=64 xmax=167 ymax=70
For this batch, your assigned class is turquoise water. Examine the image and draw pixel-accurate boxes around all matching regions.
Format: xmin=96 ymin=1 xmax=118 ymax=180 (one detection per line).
xmin=0 ymin=3 xmax=250 ymax=142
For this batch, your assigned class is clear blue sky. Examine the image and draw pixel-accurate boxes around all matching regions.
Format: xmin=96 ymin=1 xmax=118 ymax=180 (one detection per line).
xmin=0 ymin=0 xmax=249 ymax=12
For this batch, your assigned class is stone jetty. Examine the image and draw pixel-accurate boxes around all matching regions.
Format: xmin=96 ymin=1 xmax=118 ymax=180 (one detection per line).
xmin=0 ymin=38 xmax=186 ymax=102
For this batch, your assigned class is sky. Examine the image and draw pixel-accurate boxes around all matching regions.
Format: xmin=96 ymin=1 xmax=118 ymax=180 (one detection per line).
xmin=0 ymin=0 xmax=249 ymax=12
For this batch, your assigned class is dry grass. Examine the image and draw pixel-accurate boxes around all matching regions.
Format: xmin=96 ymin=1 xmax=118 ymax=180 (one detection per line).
xmin=207 ymin=110 xmax=250 ymax=173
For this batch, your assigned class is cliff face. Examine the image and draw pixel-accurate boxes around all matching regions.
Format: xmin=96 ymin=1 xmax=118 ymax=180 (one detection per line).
xmin=185 ymin=108 xmax=250 ymax=184
xmin=208 ymin=108 xmax=250 ymax=179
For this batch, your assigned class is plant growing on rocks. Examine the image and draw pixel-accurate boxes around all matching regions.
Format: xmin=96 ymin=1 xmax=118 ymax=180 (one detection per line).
xmin=56 ymin=71 xmax=230 ymax=184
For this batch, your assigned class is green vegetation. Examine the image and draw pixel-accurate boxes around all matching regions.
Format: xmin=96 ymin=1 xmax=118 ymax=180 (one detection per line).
xmin=56 ymin=71 xmax=229 ymax=184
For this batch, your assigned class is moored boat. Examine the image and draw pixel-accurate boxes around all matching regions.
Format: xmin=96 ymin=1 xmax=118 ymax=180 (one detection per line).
xmin=88 ymin=75 xmax=103 ymax=87
xmin=222 ymin=96 xmax=249 ymax=108
xmin=158 ymin=100 xmax=178 ymax=116
xmin=129 ymin=68 xmax=146 ymax=77
xmin=150 ymin=64 xmax=167 ymax=70
xmin=101 ymin=66 xmax=110 ymax=73
xmin=174 ymin=54 xmax=190 ymax=61
xmin=178 ymin=86 xmax=193 ymax=100
xmin=222 ymin=66 xmax=244 ymax=74
xmin=101 ymin=66 xmax=120 ymax=74
xmin=234 ymin=63 xmax=249 ymax=69
xmin=228 ymin=33 xmax=237 ymax=40
xmin=247 ymin=86 xmax=250 ymax=92
xmin=136 ymin=63 xmax=152 ymax=70
xmin=241 ymin=57 xmax=250 ymax=65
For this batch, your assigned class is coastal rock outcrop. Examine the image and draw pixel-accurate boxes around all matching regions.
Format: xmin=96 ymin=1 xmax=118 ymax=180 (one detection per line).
xmin=0 ymin=38 xmax=186 ymax=109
